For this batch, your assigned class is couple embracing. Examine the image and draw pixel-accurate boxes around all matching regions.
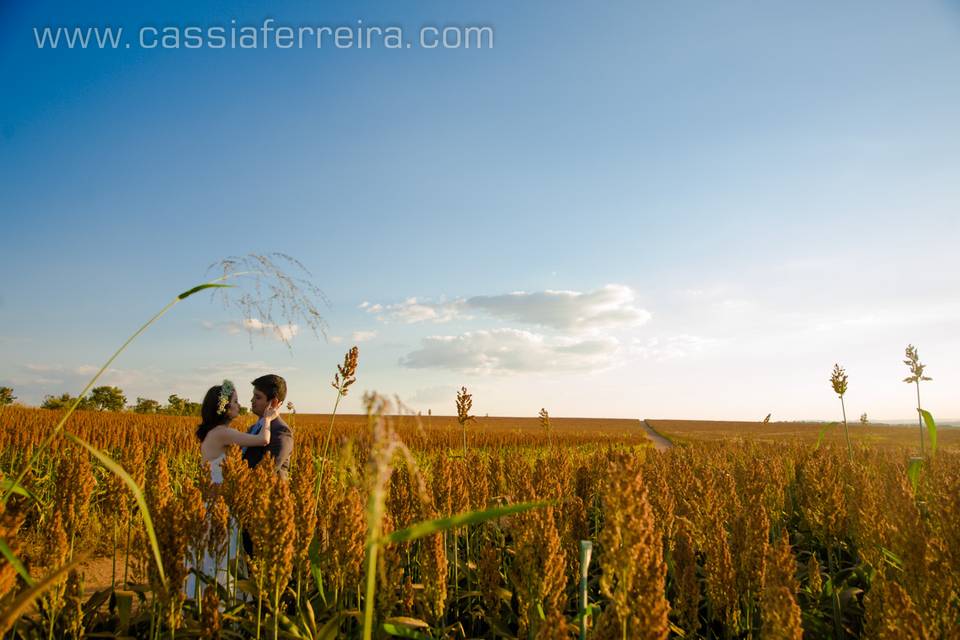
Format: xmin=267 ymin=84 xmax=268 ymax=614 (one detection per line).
xmin=189 ymin=374 xmax=292 ymax=591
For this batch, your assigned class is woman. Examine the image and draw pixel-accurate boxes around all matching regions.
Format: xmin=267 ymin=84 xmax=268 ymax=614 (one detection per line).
xmin=197 ymin=379 xmax=279 ymax=479
xmin=186 ymin=379 xmax=279 ymax=597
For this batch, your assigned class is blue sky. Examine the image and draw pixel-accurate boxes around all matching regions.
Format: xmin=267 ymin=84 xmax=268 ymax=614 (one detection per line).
xmin=2 ymin=0 xmax=959 ymax=420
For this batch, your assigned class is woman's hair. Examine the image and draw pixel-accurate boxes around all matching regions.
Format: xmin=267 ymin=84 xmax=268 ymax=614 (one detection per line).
xmin=197 ymin=385 xmax=232 ymax=441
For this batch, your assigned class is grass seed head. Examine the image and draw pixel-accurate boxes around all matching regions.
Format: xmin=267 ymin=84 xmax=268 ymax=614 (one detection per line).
xmin=539 ymin=408 xmax=550 ymax=431
xmin=903 ymin=344 xmax=932 ymax=383
xmin=456 ymin=386 xmax=474 ymax=426
xmin=200 ymin=585 xmax=222 ymax=639
xmin=332 ymin=346 xmax=359 ymax=396
xmin=830 ymin=364 xmax=848 ymax=397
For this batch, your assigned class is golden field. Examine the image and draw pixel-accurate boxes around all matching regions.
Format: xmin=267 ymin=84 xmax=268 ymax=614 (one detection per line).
xmin=0 ymin=404 xmax=957 ymax=639
xmin=647 ymin=418 xmax=960 ymax=449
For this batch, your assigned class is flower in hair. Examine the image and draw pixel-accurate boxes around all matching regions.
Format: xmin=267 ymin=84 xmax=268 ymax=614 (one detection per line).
xmin=217 ymin=379 xmax=236 ymax=414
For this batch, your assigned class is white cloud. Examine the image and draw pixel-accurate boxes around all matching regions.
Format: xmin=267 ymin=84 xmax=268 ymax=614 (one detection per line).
xmin=465 ymin=284 xmax=650 ymax=331
xmin=630 ymin=335 xmax=719 ymax=361
xmin=329 ymin=335 xmax=344 ymax=344
xmin=194 ymin=361 xmax=297 ymax=376
xmin=25 ymin=363 xmax=100 ymax=375
xmin=361 ymin=298 xmax=464 ymax=324
xmin=362 ymin=284 xmax=650 ymax=332
xmin=407 ymin=385 xmax=455 ymax=404
xmin=10 ymin=363 xmax=149 ymax=399
xmin=206 ymin=318 xmax=300 ymax=342
xmin=352 ymin=330 xmax=377 ymax=342
xmin=400 ymin=329 xmax=619 ymax=375
xmin=810 ymin=302 xmax=960 ymax=332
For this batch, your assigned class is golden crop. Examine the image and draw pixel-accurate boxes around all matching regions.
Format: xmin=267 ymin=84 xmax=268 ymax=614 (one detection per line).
xmin=1 ymin=406 xmax=957 ymax=638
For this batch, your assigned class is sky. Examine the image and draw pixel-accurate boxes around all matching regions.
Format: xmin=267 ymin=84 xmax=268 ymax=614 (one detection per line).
xmin=1 ymin=0 xmax=959 ymax=421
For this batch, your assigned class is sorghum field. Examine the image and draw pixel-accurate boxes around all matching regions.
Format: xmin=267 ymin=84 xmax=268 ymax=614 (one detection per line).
xmin=1 ymin=404 xmax=958 ymax=639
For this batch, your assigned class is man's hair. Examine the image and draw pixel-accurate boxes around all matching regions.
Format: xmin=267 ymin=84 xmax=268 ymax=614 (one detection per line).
xmin=251 ymin=374 xmax=287 ymax=404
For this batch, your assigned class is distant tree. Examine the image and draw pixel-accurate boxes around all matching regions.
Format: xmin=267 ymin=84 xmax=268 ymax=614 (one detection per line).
xmin=89 ymin=386 xmax=127 ymax=412
xmin=0 ymin=387 xmax=15 ymax=406
xmin=164 ymin=394 xmax=187 ymax=415
xmin=133 ymin=397 xmax=161 ymax=414
xmin=42 ymin=393 xmax=92 ymax=411
xmin=162 ymin=394 xmax=201 ymax=416
xmin=860 ymin=413 xmax=869 ymax=425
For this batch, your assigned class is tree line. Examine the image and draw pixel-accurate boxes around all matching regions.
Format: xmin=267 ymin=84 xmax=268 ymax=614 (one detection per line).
xmin=0 ymin=385 xmax=249 ymax=416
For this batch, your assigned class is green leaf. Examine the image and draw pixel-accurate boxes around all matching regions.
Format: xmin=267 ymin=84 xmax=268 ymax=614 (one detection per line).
xmin=177 ymin=282 xmax=232 ymax=300
xmin=307 ymin=536 xmax=325 ymax=596
xmin=0 ymin=538 xmax=33 ymax=586
xmin=907 ymin=457 xmax=923 ymax=492
xmin=297 ymin=597 xmax=318 ymax=639
xmin=380 ymin=501 xmax=549 ymax=544
xmin=815 ymin=422 xmax=838 ymax=450
xmin=879 ymin=546 xmax=903 ymax=572
xmin=316 ymin=613 xmax=342 ymax=640
xmin=381 ymin=623 xmax=432 ymax=639
xmin=0 ymin=479 xmax=36 ymax=502
xmin=114 ymin=590 xmax=135 ymax=634
xmin=383 ymin=616 xmax=430 ymax=629
xmin=920 ymin=409 xmax=937 ymax=456
xmin=67 ymin=434 xmax=166 ymax=584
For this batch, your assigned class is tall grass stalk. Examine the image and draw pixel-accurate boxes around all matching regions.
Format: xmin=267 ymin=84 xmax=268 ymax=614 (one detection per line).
xmin=829 ymin=364 xmax=851 ymax=459
xmin=540 ymin=408 xmax=551 ymax=447
xmin=579 ymin=540 xmax=593 ymax=640
xmin=1 ymin=281 xmax=232 ymax=506
xmin=316 ymin=346 xmax=358 ymax=502
xmin=903 ymin=344 xmax=932 ymax=456
xmin=456 ymin=387 xmax=474 ymax=459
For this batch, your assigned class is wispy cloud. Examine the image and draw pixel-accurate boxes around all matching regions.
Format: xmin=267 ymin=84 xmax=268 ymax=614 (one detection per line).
xmin=810 ymin=301 xmax=960 ymax=332
xmin=466 ymin=284 xmax=650 ymax=331
xmin=194 ymin=361 xmax=298 ymax=376
xmin=407 ymin=385 xmax=455 ymax=405
xmin=630 ymin=335 xmax=719 ymax=361
xmin=10 ymin=363 xmax=153 ymax=399
xmin=24 ymin=363 xmax=100 ymax=375
xmin=400 ymin=329 xmax=619 ymax=375
xmin=352 ymin=330 xmax=377 ymax=342
xmin=363 ymin=284 xmax=650 ymax=332
xmin=204 ymin=318 xmax=300 ymax=342
xmin=360 ymin=299 xmax=464 ymax=323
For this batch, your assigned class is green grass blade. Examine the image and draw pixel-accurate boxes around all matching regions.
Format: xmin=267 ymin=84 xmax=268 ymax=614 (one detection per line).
xmin=67 ymin=434 xmax=166 ymax=584
xmin=0 ymin=539 xmax=33 ymax=586
xmin=907 ymin=457 xmax=923 ymax=492
xmin=815 ymin=422 xmax=837 ymax=450
xmin=381 ymin=622 xmax=432 ymax=639
xmin=0 ymin=479 xmax=36 ymax=502
xmin=178 ymin=282 xmax=233 ymax=300
xmin=381 ymin=501 xmax=549 ymax=545
xmin=919 ymin=409 xmax=937 ymax=456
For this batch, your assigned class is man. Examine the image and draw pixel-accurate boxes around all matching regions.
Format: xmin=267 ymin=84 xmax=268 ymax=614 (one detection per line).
xmin=243 ymin=374 xmax=294 ymax=479
xmin=241 ymin=374 xmax=293 ymax=559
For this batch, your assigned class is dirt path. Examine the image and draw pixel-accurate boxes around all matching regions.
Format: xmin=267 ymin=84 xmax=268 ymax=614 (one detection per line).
xmin=640 ymin=419 xmax=673 ymax=451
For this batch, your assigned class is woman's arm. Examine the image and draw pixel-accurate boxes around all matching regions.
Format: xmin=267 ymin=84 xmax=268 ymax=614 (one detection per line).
xmin=215 ymin=407 xmax=278 ymax=448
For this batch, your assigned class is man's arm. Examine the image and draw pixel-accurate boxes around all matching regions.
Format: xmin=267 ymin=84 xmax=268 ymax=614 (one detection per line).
xmin=267 ymin=425 xmax=293 ymax=479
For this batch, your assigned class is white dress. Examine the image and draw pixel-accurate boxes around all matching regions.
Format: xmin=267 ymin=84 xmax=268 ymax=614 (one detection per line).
xmin=186 ymin=453 xmax=240 ymax=598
